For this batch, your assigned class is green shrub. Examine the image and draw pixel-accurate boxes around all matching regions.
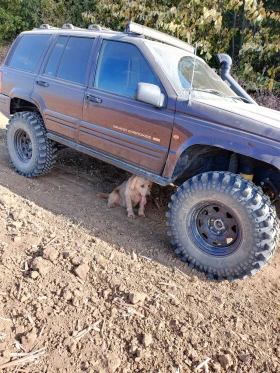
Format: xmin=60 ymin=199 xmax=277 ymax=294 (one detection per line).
xmin=82 ymin=0 xmax=280 ymax=92
xmin=0 ymin=0 xmax=279 ymax=93
xmin=0 ymin=0 xmax=40 ymax=41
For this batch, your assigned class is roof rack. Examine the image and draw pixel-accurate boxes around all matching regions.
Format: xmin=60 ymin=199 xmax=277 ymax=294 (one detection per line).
xmin=39 ymin=24 xmax=59 ymax=29
xmin=125 ymin=21 xmax=194 ymax=54
xmin=37 ymin=23 xmax=114 ymax=33
xmin=88 ymin=24 xmax=115 ymax=32
xmin=62 ymin=23 xmax=83 ymax=30
xmin=88 ymin=24 xmax=101 ymax=31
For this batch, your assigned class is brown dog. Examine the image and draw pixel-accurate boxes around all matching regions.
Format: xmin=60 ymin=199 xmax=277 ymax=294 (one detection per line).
xmin=97 ymin=175 xmax=153 ymax=218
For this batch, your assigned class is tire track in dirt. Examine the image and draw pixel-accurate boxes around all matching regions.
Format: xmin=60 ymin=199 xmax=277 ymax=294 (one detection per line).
xmin=0 ymin=124 xmax=280 ymax=372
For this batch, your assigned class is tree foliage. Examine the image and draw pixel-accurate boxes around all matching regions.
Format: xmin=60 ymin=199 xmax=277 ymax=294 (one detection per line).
xmin=40 ymin=0 xmax=94 ymax=28
xmin=0 ymin=0 xmax=40 ymax=41
xmin=0 ymin=0 xmax=94 ymax=41
xmin=0 ymin=0 xmax=279 ymax=92
xmin=83 ymin=0 xmax=280 ymax=92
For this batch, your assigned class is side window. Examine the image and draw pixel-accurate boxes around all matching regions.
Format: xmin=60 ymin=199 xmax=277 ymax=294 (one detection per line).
xmin=44 ymin=36 xmax=68 ymax=77
xmin=57 ymin=37 xmax=93 ymax=84
xmin=44 ymin=36 xmax=94 ymax=85
xmin=9 ymin=34 xmax=51 ymax=72
xmin=94 ymin=40 xmax=160 ymax=98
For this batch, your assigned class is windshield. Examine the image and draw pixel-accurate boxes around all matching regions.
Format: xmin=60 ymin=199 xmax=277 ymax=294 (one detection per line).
xmin=146 ymin=41 xmax=237 ymax=99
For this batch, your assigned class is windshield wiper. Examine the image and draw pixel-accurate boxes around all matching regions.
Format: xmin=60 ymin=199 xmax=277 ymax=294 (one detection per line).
xmin=203 ymin=90 xmax=251 ymax=103
xmin=227 ymin=96 xmax=251 ymax=103
xmin=183 ymin=88 xmax=228 ymax=97
xmin=184 ymin=88 xmax=251 ymax=103
xmin=197 ymin=88 xmax=228 ymax=97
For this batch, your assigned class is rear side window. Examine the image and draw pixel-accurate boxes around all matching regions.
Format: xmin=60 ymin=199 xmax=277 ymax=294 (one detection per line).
xmin=44 ymin=36 xmax=68 ymax=77
xmin=44 ymin=36 xmax=94 ymax=85
xmin=9 ymin=34 xmax=51 ymax=72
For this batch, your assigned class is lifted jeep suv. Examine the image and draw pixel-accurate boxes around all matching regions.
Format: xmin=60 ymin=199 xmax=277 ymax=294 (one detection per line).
xmin=0 ymin=22 xmax=279 ymax=280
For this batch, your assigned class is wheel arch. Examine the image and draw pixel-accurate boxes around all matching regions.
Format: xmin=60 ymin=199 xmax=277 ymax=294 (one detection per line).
xmin=10 ymin=96 xmax=40 ymax=115
xmin=165 ymin=137 xmax=280 ymax=181
xmin=9 ymin=89 xmax=40 ymax=115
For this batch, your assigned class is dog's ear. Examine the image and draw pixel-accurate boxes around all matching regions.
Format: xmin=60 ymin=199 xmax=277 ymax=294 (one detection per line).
xmin=130 ymin=176 xmax=138 ymax=190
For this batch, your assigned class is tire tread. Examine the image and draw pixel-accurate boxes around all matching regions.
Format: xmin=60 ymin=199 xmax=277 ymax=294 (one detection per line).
xmin=166 ymin=171 xmax=279 ymax=280
xmin=6 ymin=112 xmax=57 ymax=178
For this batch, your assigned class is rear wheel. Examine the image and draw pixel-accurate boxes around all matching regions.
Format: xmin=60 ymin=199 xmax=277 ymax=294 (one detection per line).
xmin=167 ymin=171 xmax=279 ymax=280
xmin=6 ymin=112 xmax=57 ymax=177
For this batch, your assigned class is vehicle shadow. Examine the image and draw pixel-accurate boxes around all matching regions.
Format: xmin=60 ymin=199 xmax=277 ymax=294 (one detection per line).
xmin=0 ymin=134 xmax=201 ymax=279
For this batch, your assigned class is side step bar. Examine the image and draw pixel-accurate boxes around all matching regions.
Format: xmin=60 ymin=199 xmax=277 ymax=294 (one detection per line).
xmin=47 ymin=133 xmax=173 ymax=186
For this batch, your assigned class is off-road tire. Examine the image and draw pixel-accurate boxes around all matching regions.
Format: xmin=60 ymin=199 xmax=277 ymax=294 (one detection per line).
xmin=6 ymin=112 xmax=57 ymax=177
xmin=166 ymin=171 xmax=279 ymax=280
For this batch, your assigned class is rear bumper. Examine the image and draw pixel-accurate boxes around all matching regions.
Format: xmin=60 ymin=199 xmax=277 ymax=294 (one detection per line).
xmin=0 ymin=94 xmax=10 ymax=118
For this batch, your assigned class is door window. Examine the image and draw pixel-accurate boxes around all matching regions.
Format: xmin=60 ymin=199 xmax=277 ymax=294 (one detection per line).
xmin=44 ymin=36 xmax=94 ymax=85
xmin=44 ymin=36 xmax=68 ymax=77
xmin=94 ymin=40 xmax=160 ymax=97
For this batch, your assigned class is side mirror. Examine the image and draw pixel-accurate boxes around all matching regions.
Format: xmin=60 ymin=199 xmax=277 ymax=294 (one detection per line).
xmin=135 ymin=82 xmax=165 ymax=108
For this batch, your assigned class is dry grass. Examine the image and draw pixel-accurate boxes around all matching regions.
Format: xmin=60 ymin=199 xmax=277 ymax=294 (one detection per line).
xmin=252 ymin=90 xmax=280 ymax=111
xmin=0 ymin=42 xmax=12 ymax=65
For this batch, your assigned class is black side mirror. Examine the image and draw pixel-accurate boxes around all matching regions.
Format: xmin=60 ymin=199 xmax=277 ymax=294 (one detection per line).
xmin=135 ymin=82 xmax=165 ymax=108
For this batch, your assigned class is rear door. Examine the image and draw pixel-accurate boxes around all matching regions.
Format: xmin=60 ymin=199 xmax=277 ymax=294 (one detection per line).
xmin=81 ymin=39 xmax=174 ymax=174
xmin=32 ymin=35 xmax=95 ymax=142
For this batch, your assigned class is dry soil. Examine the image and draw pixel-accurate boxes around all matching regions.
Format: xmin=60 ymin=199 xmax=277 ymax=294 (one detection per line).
xmin=0 ymin=50 xmax=280 ymax=372
xmin=0 ymin=115 xmax=280 ymax=373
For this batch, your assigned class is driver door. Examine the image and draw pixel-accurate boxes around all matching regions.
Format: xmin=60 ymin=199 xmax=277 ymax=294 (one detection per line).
xmin=81 ymin=39 xmax=174 ymax=174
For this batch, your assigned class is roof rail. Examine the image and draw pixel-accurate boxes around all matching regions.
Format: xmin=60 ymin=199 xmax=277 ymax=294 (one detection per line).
xmin=125 ymin=21 xmax=194 ymax=54
xmin=39 ymin=24 xmax=58 ymax=29
xmin=88 ymin=24 xmax=101 ymax=31
xmin=62 ymin=23 xmax=83 ymax=30
xmin=88 ymin=24 xmax=115 ymax=32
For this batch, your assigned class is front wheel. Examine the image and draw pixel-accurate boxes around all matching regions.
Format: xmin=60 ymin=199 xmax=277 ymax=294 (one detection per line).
xmin=167 ymin=171 xmax=279 ymax=280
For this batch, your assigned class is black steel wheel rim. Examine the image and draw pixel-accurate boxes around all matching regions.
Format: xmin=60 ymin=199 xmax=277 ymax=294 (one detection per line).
xmin=14 ymin=129 xmax=32 ymax=162
xmin=189 ymin=202 xmax=241 ymax=256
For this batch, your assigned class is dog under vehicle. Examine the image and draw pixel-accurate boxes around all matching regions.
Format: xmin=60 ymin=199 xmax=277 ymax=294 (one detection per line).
xmin=0 ymin=21 xmax=279 ymax=280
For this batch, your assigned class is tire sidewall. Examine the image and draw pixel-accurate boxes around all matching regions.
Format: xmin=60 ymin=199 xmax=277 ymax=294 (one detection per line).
xmin=175 ymin=188 xmax=256 ymax=272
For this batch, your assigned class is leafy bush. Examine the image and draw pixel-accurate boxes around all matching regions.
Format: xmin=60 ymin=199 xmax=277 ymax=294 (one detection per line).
xmin=40 ymin=0 xmax=95 ymax=28
xmin=0 ymin=0 xmax=279 ymax=93
xmin=82 ymin=0 xmax=280 ymax=92
xmin=0 ymin=0 xmax=40 ymax=42
xmin=0 ymin=0 xmax=94 ymax=41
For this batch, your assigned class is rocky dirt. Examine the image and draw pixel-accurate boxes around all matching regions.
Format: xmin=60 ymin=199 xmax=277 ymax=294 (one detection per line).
xmin=0 ymin=47 xmax=280 ymax=372
xmin=0 ymin=121 xmax=280 ymax=373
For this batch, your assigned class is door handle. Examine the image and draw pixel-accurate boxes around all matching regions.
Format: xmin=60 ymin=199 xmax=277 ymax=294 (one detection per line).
xmin=86 ymin=94 xmax=102 ymax=104
xmin=36 ymin=80 xmax=49 ymax=87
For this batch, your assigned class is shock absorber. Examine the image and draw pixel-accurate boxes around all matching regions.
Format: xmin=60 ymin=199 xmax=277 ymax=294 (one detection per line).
xmin=239 ymin=156 xmax=254 ymax=180
xmin=228 ymin=153 xmax=238 ymax=174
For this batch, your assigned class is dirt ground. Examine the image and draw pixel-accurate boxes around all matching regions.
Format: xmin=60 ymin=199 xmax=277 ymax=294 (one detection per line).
xmin=0 ymin=114 xmax=280 ymax=373
xmin=1 ymin=43 xmax=280 ymax=371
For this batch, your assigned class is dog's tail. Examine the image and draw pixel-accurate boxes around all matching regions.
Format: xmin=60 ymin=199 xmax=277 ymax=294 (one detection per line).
xmin=96 ymin=193 xmax=109 ymax=199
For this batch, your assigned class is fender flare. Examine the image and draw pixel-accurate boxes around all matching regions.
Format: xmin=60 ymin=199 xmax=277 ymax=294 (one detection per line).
xmin=9 ymin=89 xmax=42 ymax=116
xmin=164 ymin=132 xmax=280 ymax=179
xmin=10 ymin=88 xmax=38 ymax=106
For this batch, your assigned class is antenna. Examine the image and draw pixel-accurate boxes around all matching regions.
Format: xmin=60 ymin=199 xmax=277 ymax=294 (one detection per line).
xmin=188 ymin=42 xmax=197 ymax=106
